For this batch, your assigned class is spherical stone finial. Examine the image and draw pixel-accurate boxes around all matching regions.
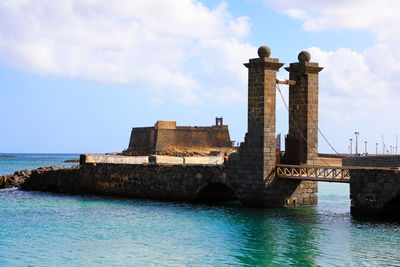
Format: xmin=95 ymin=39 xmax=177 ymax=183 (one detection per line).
xmin=258 ymin=46 xmax=271 ymax=58
xmin=298 ymin=51 xmax=311 ymax=62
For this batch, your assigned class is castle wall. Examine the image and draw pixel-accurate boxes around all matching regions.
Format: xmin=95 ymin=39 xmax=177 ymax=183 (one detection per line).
xmin=128 ymin=127 xmax=155 ymax=154
xmin=127 ymin=122 xmax=232 ymax=154
xmin=155 ymin=126 xmax=231 ymax=152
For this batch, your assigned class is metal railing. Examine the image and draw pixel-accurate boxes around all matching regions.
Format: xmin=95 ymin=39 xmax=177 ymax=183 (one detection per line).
xmin=276 ymin=164 xmax=350 ymax=183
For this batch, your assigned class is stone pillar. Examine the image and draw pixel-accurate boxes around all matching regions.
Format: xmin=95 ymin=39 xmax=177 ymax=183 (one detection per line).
xmin=244 ymin=46 xmax=283 ymax=182
xmin=285 ymin=51 xmax=323 ymax=165
xmin=226 ymin=46 xmax=283 ymax=205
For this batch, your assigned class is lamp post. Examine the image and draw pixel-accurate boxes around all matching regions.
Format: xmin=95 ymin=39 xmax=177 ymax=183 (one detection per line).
xmin=364 ymin=141 xmax=367 ymax=155
xmin=355 ymin=132 xmax=359 ymax=156
xmin=350 ymin=139 xmax=353 ymax=155
xmin=376 ymin=143 xmax=378 ymax=155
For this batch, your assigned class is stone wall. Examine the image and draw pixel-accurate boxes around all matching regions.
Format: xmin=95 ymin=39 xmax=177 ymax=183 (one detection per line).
xmin=80 ymin=154 xmax=224 ymax=165
xmin=343 ymin=155 xmax=400 ymax=167
xmin=350 ymin=168 xmax=400 ymax=216
xmin=81 ymin=154 xmax=149 ymax=164
xmin=127 ymin=127 xmax=155 ymax=155
xmin=155 ymin=125 xmax=231 ymax=152
xmin=21 ymin=163 xmax=230 ymax=202
xmin=183 ymin=155 xmax=223 ymax=165
xmin=226 ymin=155 xmax=317 ymax=207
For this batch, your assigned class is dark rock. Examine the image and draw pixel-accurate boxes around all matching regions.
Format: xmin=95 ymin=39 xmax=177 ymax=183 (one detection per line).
xmin=0 ymin=166 xmax=78 ymax=189
xmin=64 ymin=159 xmax=79 ymax=163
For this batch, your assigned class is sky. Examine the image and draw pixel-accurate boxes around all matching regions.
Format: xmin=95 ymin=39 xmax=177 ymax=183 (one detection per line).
xmin=0 ymin=0 xmax=399 ymax=154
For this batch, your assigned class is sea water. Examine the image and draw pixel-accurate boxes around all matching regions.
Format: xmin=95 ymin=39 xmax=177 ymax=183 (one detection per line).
xmin=0 ymin=154 xmax=399 ymax=266
xmin=0 ymin=153 xmax=78 ymax=176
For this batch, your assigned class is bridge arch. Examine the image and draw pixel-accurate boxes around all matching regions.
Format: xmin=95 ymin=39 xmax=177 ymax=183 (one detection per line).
xmin=193 ymin=182 xmax=239 ymax=202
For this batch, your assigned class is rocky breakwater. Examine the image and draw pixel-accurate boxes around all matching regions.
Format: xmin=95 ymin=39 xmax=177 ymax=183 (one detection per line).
xmin=0 ymin=169 xmax=32 ymax=188
xmin=20 ymin=165 xmax=80 ymax=192
xmin=0 ymin=166 xmax=79 ymax=189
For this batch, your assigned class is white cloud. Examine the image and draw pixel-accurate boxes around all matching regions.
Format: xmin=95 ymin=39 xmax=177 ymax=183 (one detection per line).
xmin=0 ymin=0 xmax=255 ymax=105
xmin=260 ymin=0 xmax=400 ymax=34
xmin=284 ymin=9 xmax=308 ymax=20
xmin=307 ymin=43 xmax=400 ymax=153
xmin=309 ymin=47 xmax=392 ymax=98
xmin=258 ymin=0 xmax=400 ymax=153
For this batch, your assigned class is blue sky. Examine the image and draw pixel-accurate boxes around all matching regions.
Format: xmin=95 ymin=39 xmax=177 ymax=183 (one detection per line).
xmin=1 ymin=0 xmax=399 ymax=154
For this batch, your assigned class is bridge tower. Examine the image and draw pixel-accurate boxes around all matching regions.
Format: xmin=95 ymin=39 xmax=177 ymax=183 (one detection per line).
xmin=285 ymin=51 xmax=323 ymax=165
xmin=227 ymin=46 xmax=318 ymax=207
xmin=226 ymin=46 xmax=283 ymax=205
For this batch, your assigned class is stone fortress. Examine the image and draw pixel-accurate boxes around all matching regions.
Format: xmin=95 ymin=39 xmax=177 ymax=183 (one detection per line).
xmin=20 ymin=46 xmax=400 ymax=218
xmin=124 ymin=118 xmax=233 ymax=156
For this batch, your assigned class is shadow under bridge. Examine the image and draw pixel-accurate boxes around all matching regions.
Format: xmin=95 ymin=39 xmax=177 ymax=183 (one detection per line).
xmin=194 ymin=183 xmax=239 ymax=202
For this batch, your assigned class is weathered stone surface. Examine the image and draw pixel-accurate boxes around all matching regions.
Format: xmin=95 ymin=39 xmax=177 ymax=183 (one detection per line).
xmin=350 ymin=168 xmax=400 ymax=217
xmin=298 ymin=51 xmax=311 ymax=62
xmin=284 ymin=51 xmax=323 ymax=166
xmin=149 ymin=155 xmax=184 ymax=164
xmin=183 ymin=155 xmax=223 ymax=165
xmin=21 ymin=163 xmax=230 ymax=202
xmin=343 ymin=155 xmax=400 ymax=168
xmin=19 ymin=161 xmax=315 ymax=207
xmin=81 ymin=154 xmax=149 ymax=165
xmin=0 ymin=166 xmax=77 ymax=189
xmin=81 ymin=154 xmax=225 ymax=166
xmin=0 ymin=169 xmax=32 ymax=188
xmin=258 ymin=45 xmax=271 ymax=58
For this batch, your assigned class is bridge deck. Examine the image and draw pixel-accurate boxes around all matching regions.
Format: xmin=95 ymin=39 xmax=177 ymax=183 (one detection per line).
xmin=276 ymin=164 xmax=398 ymax=183
xmin=276 ymin=164 xmax=350 ymax=183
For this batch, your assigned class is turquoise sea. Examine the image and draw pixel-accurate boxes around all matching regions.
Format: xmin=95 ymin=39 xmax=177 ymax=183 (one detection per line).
xmin=1 ymin=154 xmax=400 ymax=266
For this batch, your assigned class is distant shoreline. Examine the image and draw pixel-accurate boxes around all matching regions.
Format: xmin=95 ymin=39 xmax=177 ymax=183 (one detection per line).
xmin=0 ymin=155 xmax=16 ymax=158
xmin=63 ymin=159 xmax=80 ymax=163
